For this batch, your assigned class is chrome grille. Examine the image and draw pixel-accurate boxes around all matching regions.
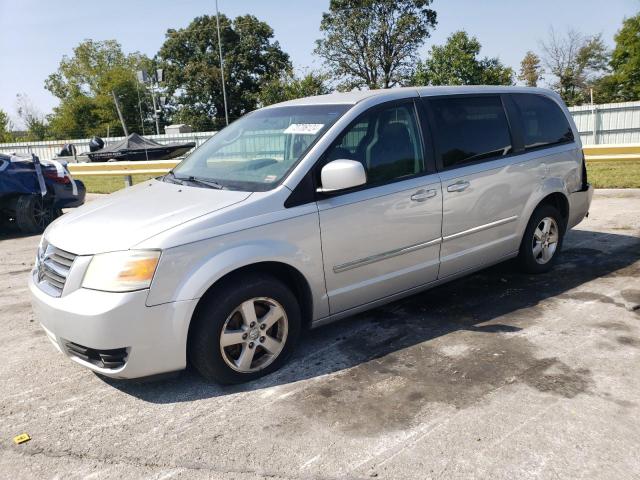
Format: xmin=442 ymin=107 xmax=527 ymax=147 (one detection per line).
xmin=35 ymin=241 xmax=77 ymax=297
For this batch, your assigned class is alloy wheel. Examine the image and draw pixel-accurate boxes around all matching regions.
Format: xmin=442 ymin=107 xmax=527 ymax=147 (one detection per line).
xmin=219 ymin=297 xmax=288 ymax=373
xmin=32 ymin=196 xmax=48 ymax=231
xmin=532 ymin=216 xmax=559 ymax=264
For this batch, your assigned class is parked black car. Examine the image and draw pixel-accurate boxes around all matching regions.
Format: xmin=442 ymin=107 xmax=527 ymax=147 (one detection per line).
xmin=0 ymin=153 xmax=86 ymax=233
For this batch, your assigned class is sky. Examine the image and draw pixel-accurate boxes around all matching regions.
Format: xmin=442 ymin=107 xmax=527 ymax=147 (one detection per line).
xmin=1 ymin=0 xmax=638 ymax=126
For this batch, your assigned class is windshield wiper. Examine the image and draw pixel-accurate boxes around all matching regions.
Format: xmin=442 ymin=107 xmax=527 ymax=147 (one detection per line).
xmin=182 ymin=175 xmax=224 ymax=190
xmin=163 ymin=171 xmax=223 ymax=189
xmin=163 ymin=171 xmax=184 ymax=184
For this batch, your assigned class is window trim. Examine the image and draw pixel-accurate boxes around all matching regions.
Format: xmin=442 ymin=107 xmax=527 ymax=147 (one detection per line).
xmin=502 ymin=94 xmax=525 ymax=153
xmin=312 ymin=97 xmax=433 ymax=199
xmin=507 ymin=93 xmax=576 ymax=153
xmin=414 ymin=99 xmax=437 ymax=174
xmin=422 ymin=93 xmax=517 ymax=173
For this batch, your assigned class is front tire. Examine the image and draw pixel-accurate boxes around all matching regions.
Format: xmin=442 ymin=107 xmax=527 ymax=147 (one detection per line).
xmin=518 ymin=204 xmax=565 ymax=274
xmin=188 ymin=273 xmax=301 ymax=384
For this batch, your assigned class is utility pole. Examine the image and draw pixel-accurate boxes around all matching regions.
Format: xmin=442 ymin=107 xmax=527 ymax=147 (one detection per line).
xmin=590 ymin=88 xmax=597 ymax=145
xmin=135 ymin=82 xmax=149 ymax=162
xmin=150 ymin=83 xmax=161 ymax=135
xmin=215 ymin=0 xmax=230 ymax=126
xmin=111 ymin=90 xmax=129 ymax=136
xmin=136 ymin=69 xmax=164 ymax=135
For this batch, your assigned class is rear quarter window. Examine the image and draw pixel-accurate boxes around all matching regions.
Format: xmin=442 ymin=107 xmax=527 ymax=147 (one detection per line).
xmin=511 ymin=94 xmax=574 ymax=149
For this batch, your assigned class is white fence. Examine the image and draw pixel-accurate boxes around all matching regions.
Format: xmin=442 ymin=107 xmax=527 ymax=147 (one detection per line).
xmin=3 ymin=99 xmax=640 ymax=157
xmin=0 ymin=131 xmax=216 ymax=161
xmin=569 ymin=101 xmax=640 ymax=145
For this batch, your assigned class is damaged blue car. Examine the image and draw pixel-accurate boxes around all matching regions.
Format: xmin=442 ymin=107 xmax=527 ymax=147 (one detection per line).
xmin=0 ymin=153 xmax=86 ymax=233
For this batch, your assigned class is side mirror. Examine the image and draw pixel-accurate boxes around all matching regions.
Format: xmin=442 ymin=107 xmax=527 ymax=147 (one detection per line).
xmin=317 ymin=159 xmax=366 ymax=193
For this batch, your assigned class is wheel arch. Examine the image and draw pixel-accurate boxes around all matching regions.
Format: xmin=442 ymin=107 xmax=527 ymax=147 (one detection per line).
xmin=517 ymin=188 xmax=570 ymax=255
xmin=536 ymin=192 xmax=569 ymax=227
xmin=517 ymin=191 xmax=569 ymax=273
xmin=187 ymin=260 xmax=315 ymax=341
xmin=518 ymin=178 xmax=571 ymax=239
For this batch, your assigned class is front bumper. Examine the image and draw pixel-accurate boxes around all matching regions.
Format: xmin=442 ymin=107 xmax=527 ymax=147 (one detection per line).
xmin=28 ymin=272 xmax=198 ymax=379
xmin=567 ymin=184 xmax=594 ymax=229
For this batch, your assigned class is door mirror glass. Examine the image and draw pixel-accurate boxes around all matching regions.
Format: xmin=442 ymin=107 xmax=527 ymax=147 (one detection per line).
xmin=318 ymin=159 xmax=366 ymax=192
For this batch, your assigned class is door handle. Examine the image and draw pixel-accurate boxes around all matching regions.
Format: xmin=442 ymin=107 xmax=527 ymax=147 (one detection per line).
xmin=447 ymin=180 xmax=470 ymax=192
xmin=410 ymin=189 xmax=437 ymax=202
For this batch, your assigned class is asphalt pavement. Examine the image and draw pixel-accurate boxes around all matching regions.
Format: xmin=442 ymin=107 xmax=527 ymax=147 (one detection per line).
xmin=1 ymin=189 xmax=639 ymax=480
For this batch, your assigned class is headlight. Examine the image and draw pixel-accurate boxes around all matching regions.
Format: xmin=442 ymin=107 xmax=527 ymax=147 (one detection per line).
xmin=82 ymin=250 xmax=161 ymax=292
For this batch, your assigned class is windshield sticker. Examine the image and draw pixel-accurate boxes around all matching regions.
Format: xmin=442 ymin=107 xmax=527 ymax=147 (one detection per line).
xmin=283 ymin=123 xmax=324 ymax=135
xmin=264 ymin=175 xmax=277 ymax=183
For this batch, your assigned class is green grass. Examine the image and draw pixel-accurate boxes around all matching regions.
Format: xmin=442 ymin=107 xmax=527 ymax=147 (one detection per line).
xmin=81 ymin=174 xmax=158 ymax=194
xmin=79 ymin=159 xmax=640 ymax=194
xmin=587 ymin=158 xmax=640 ymax=189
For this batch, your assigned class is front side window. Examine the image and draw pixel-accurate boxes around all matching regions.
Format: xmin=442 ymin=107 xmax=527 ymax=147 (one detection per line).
xmin=511 ymin=94 xmax=574 ymax=149
xmin=324 ymin=102 xmax=424 ymax=185
xmin=172 ymin=104 xmax=349 ymax=191
xmin=429 ymin=96 xmax=512 ymax=169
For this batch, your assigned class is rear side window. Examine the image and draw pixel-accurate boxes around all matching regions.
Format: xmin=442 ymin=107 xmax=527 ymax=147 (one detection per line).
xmin=511 ymin=94 xmax=574 ymax=149
xmin=428 ymin=96 xmax=512 ymax=169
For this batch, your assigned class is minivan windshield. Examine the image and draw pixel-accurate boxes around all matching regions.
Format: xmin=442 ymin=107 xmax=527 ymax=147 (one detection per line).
xmin=170 ymin=104 xmax=350 ymax=191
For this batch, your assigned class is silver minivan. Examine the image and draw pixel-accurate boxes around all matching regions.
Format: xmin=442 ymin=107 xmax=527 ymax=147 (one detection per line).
xmin=29 ymin=86 xmax=593 ymax=384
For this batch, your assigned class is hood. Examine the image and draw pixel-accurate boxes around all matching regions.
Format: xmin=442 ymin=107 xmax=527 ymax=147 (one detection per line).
xmin=45 ymin=179 xmax=252 ymax=255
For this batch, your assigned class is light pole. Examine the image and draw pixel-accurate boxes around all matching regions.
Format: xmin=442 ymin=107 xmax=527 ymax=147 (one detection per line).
xmin=136 ymin=69 xmax=164 ymax=135
xmin=215 ymin=0 xmax=229 ymax=126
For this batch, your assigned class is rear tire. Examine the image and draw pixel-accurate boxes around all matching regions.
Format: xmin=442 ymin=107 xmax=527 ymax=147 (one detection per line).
xmin=188 ymin=273 xmax=301 ymax=384
xmin=518 ymin=204 xmax=565 ymax=274
xmin=15 ymin=195 xmax=54 ymax=234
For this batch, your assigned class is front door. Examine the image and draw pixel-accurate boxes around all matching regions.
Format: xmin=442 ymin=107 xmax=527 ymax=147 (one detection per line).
xmin=317 ymin=100 xmax=442 ymax=314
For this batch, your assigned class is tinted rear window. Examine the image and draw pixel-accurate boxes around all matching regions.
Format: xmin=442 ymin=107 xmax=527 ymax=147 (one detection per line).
xmin=429 ymin=96 xmax=512 ymax=169
xmin=511 ymin=94 xmax=574 ymax=149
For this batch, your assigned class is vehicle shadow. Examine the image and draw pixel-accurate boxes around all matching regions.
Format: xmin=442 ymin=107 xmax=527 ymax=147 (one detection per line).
xmin=101 ymin=228 xmax=640 ymax=403
xmin=0 ymin=226 xmax=36 ymax=240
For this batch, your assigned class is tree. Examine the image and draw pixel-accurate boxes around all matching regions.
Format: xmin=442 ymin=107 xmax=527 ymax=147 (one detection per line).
xmin=16 ymin=93 xmax=49 ymax=141
xmin=45 ymin=39 xmax=153 ymax=138
xmin=0 ymin=109 xmax=14 ymax=143
xmin=158 ymin=14 xmax=291 ymax=130
xmin=315 ymin=0 xmax=437 ymax=89
xmin=540 ymin=28 xmax=609 ymax=105
xmin=412 ymin=31 xmax=514 ymax=86
xmin=47 ymin=95 xmax=101 ymax=140
xmin=594 ymin=13 xmax=640 ymax=102
xmin=257 ymin=71 xmax=330 ymax=106
xmin=518 ymin=51 xmax=543 ymax=87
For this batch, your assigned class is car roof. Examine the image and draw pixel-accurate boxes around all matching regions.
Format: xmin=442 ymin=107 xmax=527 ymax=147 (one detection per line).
xmin=267 ymin=85 xmax=560 ymax=108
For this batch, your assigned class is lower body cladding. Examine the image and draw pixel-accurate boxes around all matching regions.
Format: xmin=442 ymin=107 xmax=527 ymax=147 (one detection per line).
xmin=28 ymin=273 xmax=198 ymax=379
